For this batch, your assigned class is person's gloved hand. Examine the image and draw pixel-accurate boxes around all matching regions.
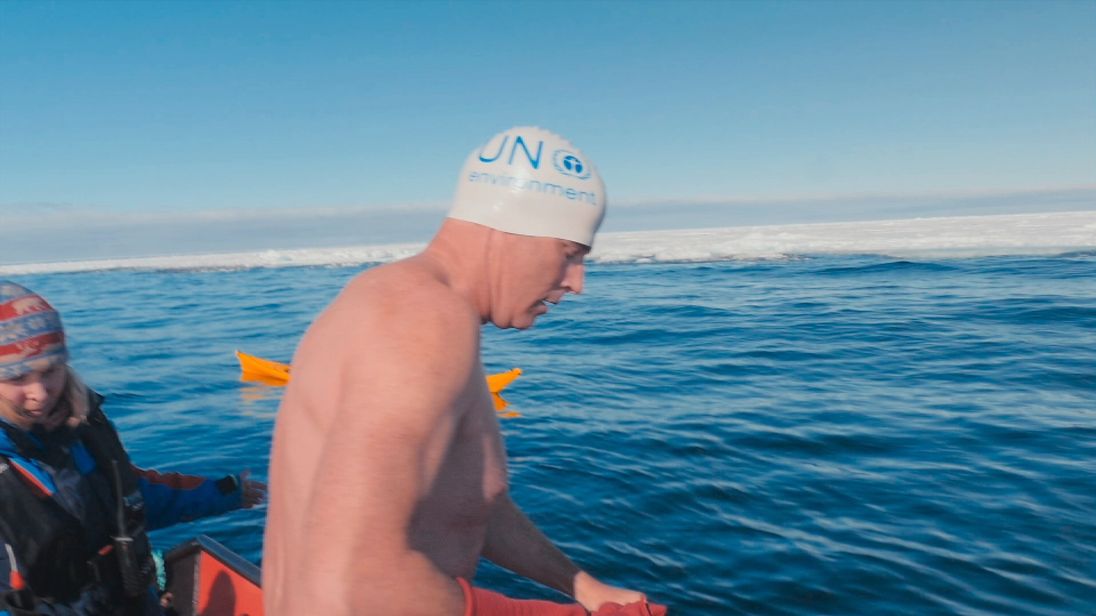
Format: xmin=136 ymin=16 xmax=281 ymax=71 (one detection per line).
xmin=237 ymin=470 xmax=267 ymax=508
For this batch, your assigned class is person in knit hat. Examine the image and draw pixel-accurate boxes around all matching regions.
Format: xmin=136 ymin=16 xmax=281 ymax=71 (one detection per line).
xmin=0 ymin=281 xmax=83 ymax=431
xmin=0 ymin=281 xmax=68 ymax=377
xmin=0 ymin=281 xmax=266 ymax=615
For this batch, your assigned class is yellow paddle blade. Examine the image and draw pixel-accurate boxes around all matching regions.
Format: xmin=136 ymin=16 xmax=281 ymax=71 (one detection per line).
xmin=236 ymin=350 xmax=290 ymax=384
xmin=237 ymin=352 xmax=523 ymax=417
xmin=486 ymin=368 xmax=523 ymax=394
xmin=491 ymin=392 xmax=520 ymax=416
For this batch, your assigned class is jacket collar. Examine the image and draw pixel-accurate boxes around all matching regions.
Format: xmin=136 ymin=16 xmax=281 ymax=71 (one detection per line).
xmin=0 ymin=417 xmax=30 ymax=459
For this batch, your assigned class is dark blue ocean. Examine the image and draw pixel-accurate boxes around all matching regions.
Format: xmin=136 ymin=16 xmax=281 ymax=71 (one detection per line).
xmin=10 ymin=253 xmax=1096 ymax=615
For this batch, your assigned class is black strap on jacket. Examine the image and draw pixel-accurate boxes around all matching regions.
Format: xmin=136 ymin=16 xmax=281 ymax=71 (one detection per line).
xmin=76 ymin=393 xmax=157 ymax=606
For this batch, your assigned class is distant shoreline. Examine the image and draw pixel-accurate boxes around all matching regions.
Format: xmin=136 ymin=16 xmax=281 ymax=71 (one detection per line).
xmin=4 ymin=211 xmax=1094 ymax=276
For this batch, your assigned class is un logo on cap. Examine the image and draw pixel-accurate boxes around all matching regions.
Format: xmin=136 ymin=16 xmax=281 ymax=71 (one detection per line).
xmin=553 ymin=150 xmax=591 ymax=180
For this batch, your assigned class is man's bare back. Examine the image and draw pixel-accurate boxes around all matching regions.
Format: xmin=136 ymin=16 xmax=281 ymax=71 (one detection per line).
xmin=265 ymin=256 xmax=508 ymax=613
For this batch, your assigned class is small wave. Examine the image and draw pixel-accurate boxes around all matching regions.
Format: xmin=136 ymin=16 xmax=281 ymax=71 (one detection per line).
xmin=814 ymin=260 xmax=960 ymax=276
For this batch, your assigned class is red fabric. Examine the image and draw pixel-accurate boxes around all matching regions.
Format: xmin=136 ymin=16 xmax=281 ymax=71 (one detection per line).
xmin=457 ymin=578 xmax=668 ymax=616
xmin=0 ymin=292 xmax=55 ymax=320
xmin=0 ymin=332 xmax=64 ymax=360
xmin=133 ymin=466 xmax=206 ymax=490
xmin=0 ymin=281 xmax=67 ymax=380
xmin=458 ymin=578 xmax=586 ymax=615
xmin=10 ymin=459 xmax=54 ymax=497
xmin=592 ymin=600 xmax=668 ymax=616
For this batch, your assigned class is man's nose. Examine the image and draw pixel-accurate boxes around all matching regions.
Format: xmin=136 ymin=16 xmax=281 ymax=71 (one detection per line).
xmin=564 ymin=262 xmax=585 ymax=294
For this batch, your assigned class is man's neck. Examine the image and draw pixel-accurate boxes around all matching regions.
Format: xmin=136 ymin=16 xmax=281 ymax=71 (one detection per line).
xmin=421 ymin=219 xmax=496 ymax=324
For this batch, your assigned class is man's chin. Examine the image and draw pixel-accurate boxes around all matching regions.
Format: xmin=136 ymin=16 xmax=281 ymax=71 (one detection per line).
xmin=509 ymin=318 xmax=536 ymax=330
xmin=490 ymin=306 xmax=545 ymax=330
xmin=499 ymin=313 xmax=539 ymax=330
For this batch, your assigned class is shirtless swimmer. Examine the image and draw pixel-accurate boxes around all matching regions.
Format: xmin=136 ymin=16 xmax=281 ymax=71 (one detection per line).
xmin=263 ymin=127 xmax=667 ymax=615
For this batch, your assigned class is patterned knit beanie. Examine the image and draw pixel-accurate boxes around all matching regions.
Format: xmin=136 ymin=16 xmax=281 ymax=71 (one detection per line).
xmin=0 ymin=281 xmax=68 ymax=380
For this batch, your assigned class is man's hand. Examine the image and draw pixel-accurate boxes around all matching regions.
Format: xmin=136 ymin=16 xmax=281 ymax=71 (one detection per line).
xmin=573 ymin=572 xmax=648 ymax=611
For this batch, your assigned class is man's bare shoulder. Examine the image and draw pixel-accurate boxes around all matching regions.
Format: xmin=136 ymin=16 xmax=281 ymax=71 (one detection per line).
xmin=302 ymin=259 xmax=480 ymax=378
xmin=288 ymin=259 xmax=482 ymax=431
xmin=347 ymin=259 xmax=475 ymax=331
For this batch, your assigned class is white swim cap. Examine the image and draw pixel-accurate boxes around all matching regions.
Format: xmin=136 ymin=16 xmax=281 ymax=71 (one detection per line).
xmin=447 ymin=126 xmax=607 ymax=247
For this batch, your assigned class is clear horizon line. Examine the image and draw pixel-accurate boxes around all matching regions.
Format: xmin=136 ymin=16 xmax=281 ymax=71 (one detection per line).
xmin=4 ymin=209 xmax=1095 ymax=272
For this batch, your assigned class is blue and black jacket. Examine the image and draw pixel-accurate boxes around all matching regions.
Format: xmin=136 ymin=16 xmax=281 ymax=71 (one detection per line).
xmin=0 ymin=391 xmax=244 ymax=615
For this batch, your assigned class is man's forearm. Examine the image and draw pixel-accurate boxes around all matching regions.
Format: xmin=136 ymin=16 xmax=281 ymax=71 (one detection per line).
xmin=480 ymin=494 xmax=582 ymax=596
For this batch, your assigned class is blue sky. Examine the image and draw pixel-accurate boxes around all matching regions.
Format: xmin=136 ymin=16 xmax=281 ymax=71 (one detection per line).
xmin=2 ymin=0 xmax=1094 ymax=263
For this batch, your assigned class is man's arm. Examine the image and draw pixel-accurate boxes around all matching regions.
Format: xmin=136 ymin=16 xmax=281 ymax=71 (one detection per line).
xmin=480 ymin=494 xmax=580 ymax=595
xmin=481 ymin=496 xmax=647 ymax=611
